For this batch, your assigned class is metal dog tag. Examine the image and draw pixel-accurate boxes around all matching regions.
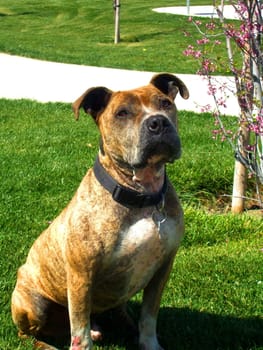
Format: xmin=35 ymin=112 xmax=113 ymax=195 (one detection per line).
xmin=152 ymin=209 xmax=167 ymax=235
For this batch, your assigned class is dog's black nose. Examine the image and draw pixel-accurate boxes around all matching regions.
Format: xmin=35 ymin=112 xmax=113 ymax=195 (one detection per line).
xmin=146 ymin=115 xmax=171 ymax=135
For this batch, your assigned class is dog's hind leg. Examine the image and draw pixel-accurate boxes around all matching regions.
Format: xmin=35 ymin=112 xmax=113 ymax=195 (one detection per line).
xmin=12 ymin=283 xmax=69 ymax=349
xmin=11 ymin=286 xmax=48 ymax=338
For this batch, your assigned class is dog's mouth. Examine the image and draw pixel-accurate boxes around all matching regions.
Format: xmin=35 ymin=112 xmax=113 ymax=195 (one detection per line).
xmin=132 ymin=162 xmax=166 ymax=193
xmin=130 ymin=135 xmax=181 ymax=175
xmin=134 ymin=141 xmax=181 ymax=168
xmin=131 ymin=114 xmax=181 ymax=171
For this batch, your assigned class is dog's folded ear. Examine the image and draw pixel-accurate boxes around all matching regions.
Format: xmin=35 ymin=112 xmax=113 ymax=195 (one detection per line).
xmin=72 ymin=87 xmax=113 ymax=121
xmin=150 ymin=73 xmax=189 ymax=101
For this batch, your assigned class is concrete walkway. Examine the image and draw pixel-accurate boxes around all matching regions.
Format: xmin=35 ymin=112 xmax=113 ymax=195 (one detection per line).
xmin=153 ymin=5 xmax=239 ymax=20
xmin=0 ymin=53 xmax=239 ymax=116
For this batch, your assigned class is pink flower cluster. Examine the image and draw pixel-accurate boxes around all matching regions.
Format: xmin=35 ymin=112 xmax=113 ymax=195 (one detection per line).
xmin=248 ymin=114 xmax=263 ymax=135
xmin=206 ymin=22 xmax=216 ymax=31
xmin=183 ymin=45 xmax=202 ymax=58
xmin=212 ymin=128 xmax=233 ymax=142
xmin=225 ymin=23 xmax=254 ymax=50
xmin=196 ymin=37 xmax=210 ymax=45
xmin=182 ymin=19 xmax=222 ymax=75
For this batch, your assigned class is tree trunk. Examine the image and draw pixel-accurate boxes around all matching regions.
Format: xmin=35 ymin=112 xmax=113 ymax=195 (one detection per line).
xmin=231 ymin=159 xmax=247 ymax=213
xmin=231 ymin=123 xmax=250 ymax=213
xmin=114 ymin=0 xmax=120 ymax=44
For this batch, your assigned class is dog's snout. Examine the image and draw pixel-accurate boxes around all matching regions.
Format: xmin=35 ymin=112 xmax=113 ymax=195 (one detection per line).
xmin=146 ymin=115 xmax=171 ymax=135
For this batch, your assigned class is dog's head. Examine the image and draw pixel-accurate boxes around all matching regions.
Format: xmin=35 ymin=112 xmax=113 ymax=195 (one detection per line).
xmin=73 ymin=74 xmax=189 ymax=190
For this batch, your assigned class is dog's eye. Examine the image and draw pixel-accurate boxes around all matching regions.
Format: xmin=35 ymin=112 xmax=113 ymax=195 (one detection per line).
xmin=160 ymin=99 xmax=172 ymax=110
xmin=115 ymin=109 xmax=130 ymax=118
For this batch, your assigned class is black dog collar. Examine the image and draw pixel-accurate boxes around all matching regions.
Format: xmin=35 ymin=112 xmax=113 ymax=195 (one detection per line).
xmin=93 ymin=157 xmax=167 ymax=209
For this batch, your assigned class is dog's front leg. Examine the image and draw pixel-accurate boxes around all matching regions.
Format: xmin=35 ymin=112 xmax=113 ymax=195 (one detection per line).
xmin=67 ymin=271 xmax=93 ymax=350
xmin=139 ymin=256 xmax=175 ymax=350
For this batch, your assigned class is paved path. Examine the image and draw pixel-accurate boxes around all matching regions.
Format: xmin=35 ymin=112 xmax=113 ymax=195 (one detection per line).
xmin=153 ymin=5 xmax=239 ymax=19
xmin=0 ymin=53 xmax=239 ymax=115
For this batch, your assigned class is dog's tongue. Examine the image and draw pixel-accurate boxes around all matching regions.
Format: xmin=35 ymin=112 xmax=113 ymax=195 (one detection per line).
xmin=132 ymin=166 xmax=165 ymax=193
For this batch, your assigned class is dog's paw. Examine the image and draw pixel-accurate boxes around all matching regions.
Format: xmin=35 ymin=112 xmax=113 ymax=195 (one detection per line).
xmin=90 ymin=328 xmax=102 ymax=341
xmin=90 ymin=319 xmax=103 ymax=342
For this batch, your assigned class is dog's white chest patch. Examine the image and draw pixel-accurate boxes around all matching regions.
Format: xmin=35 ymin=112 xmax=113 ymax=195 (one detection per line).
xmin=92 ymin=213 xmax=182 ymax=311
xmin=121 ymin=215 xmax=179 ymax=249
xmin=122 ymin=217 xmax=166 ymax=247
xmin=110 ymin=215 xmax=180 ymax=296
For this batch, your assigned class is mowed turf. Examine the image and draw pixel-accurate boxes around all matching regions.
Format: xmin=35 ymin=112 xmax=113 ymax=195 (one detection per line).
xmin=0 ymin=0 xmax=234 ymax=74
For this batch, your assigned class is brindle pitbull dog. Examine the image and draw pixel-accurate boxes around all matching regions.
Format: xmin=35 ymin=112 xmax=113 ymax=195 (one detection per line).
xmin=11 ymin=73 xmax=189 ymax=350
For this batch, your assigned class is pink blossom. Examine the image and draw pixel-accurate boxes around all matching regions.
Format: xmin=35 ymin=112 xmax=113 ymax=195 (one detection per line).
xmin=219 ymin=82 xmax=228 ymax=92
xmin=194 ymin=50 xmax=202 ymax=58
xmin=225 ymin=26 xmax=236 ymax=38
xmin=246 ymin=81 xmax=253 ymax=91
xmin=200 ymin=104 xmax=212 ymax=112
xmin=183 ymin=45 xmax=194 ymax=56
xmin=206 ymin=22 xmax=216 ymax=31
xmin=256 ymin=114 xmax=263 ymax=124
xmin=217 ymin=97 xmax=227 ymax=108
xmin=183 ymin=45 xmax=202 ymax=59
xmin=248 ymin=122 xmax=263 ymax=135
xmin=201 ymin=58 xmax=216 ymax=74
xmin=196 ymin=37 xmax=210 ymax=45
xmin=212 ymin=129 xmax=221 ymax=139
xmin=214 ymin=119 xmax=219 ymax=126
xmin=246 ymin=145 xmax=255 ymax=152
xmin=212 ymin=111 xmax=220 ymax=117
xmin=236 ymin=1 xmax=249 ymax=17
xmin=208 ymin=83 xmax=217 ymax=95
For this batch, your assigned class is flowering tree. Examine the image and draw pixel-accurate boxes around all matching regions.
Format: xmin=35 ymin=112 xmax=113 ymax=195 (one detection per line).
xmin=183 ymin=0 xmax=263 ymax=212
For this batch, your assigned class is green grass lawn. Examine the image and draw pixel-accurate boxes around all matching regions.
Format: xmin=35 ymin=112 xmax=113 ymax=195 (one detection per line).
xmin=0 ymin=1 xmax=262 ymax=349
xmin=0 ymin=0 xmax=233 ymax=74
xmin=0 ymin=99 xmax=262 ymax=350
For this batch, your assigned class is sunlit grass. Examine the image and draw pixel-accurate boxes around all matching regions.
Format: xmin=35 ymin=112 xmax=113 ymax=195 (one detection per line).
xmin=0 ymin=0 xmax=234 ymax=74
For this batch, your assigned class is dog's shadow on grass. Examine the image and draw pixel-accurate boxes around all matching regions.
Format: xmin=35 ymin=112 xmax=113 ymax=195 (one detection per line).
xmin=92 ymin=302 xmax=263 ymax=350
xmin=157 ymin=306 xmax=263 ymax=350
xmin=49 ymin=302 xmax=263 ymax=350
